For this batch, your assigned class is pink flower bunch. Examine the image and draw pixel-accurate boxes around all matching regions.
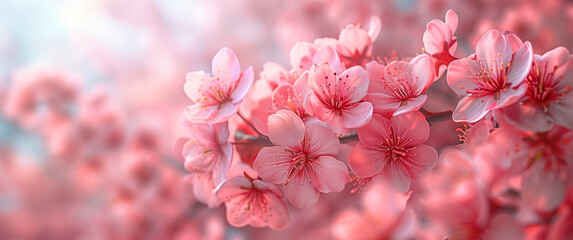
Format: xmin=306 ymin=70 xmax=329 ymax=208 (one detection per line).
xmin=180 ymin=16 xmax=438 ymax=230
xmin=179 ymin=8 xmax=573 ymax=239
xmin=3 ymin=1 xmax=573 ymax=239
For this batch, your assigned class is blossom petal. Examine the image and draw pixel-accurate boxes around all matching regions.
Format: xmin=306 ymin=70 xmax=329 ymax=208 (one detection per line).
xmin=225 ymin=195 xmax=251 ymax=227
xmin=184 ymin=103 xmax=238 ymax=124
xmin=253 ymin=146 xmax=290 ymax=184
xmin=267 ymin=110 xmax=305 ymax=147
xmin=447 ymin=58 xmax=481 ymax=96
xmin=423 ymin=19 xmax=452 ymax=54
xmin=357 ymin=114 xmax=391 ymax=148
xmin=284 ymin=174 xmax=319 ymax=208
xmin=503 ymin=103 xmax=554 ymax=132
xmin=506 ymin=41 xmax=533 ymax=86
xmin=230 ymin=66 xmax=254 ymax=103
xmin=305 ymin=120 xmax=340 ymax=157
xmin=540 ymin=47 xmax=570 ymax=77
xmin=193 ymin=173 xmax=222 ymax=208
xmin=348 ymin=143 xmax=385 ymax=178
xmin=368 ymin=16 xmax=381 ymax=41
xmin=393 ymin=95 xmax=427 ymax=116
xmin=379 ymin=162 xmax=412 ymax=193
xmin=184 ymin=71 xmax=211 ymax=103
xmin=313 ymin=45 xmax=341 ymax=71
xmin=216 ymin=176 xmax=251 ymax=200
xmin=308 ymin=62 xmax=337 ymax=97
xmin=412 ymin=56 xmax=433 ymax=94
xmin=452 ymin=96 xmax=490 ymax=122
xmin=365 ymin=92 xmax=401 ymax=114
xmin=338 ymin=24 xmax=371 ymax=57
xmin=547 ymin=94 xmax=573 ymax=130
xmin=391 ymin=111 xmax=430 ymax=146
xmin=445 ymin=9 xmax=458 ymax=33
xmin=340 ymin=102 xmax=373 ymax=129
xmin=407 ymin=144 xmax=438 ymax=176
xmin=340 ymin=66 xmax=369 ymax=102
xmin=309 ymin=156 xmax=349 ymax=193
xmin=212 ymin=47 xmax=241 ymax=83
xmin=476 ymin=30 xmax=512 ymax=69
xmin=263 ymin=190 xmax=290 ymax=230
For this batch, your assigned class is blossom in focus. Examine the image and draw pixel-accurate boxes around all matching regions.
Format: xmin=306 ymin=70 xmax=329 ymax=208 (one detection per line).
xmin=365 ymin=55 xmax=435 ymax=116
xmin=305 ymin=62 xmax=373 ymax=134
xmin=447 ymin=30 xmax=533 ymax=122
xmin=216 ymin=168 xmax=289 ymax=230
xmin=184 ymin=47 xmax=254 ymax=124
xmin=253 ymin=110 xmax=349 ymax=208
xmin=349 ymin=111 xmax=437 ymax=193
xmin=423 ymin=9 xmax=459 ymax=77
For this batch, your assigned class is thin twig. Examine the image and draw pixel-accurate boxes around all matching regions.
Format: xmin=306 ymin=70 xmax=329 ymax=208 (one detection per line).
xmin=237 ymin=111 xmax=265 ymax=137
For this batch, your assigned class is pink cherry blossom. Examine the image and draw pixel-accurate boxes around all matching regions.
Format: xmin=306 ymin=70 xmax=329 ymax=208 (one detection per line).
xmin=305 ymin=62 xmax=373 ymax=134
xmin=180 ymin=122 xmax=232 ymax=186
xmin=184 ymin=47 xmax=254 ymax=124
xmin=253 ymin=110 xmax=350 ymax=208
xmin=502 ymin=47 xmax=573 ymax=131
xmin=315 ymin=16 xmax=381 ymax=67
xmin=447 ymin=30 xmax=533 ymax=122
xmin=349 ymin=111 xmax=437 ymax=193
xmin=364 ymin=55 xmax=435 ymax=116
xmin=252 ymin=45 xmax=342 ymax=135
xmin=423 ymin=9 xmax=459 ymax=77
xmin=272 ymin=72 xmax=311 ymax=120
xmin=216 ymin=171 xmax=289 ymax=230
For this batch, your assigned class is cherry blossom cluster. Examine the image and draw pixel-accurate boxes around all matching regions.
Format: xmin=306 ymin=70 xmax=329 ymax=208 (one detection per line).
xmin=180 ymin=9 xmax=573 ymax=238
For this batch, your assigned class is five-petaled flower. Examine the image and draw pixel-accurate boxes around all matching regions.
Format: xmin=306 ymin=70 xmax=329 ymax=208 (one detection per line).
xmin=184 ymin=47 xmax=254 ymax=124
xmin=447 ymin=29 xmax=533 ymax=122
xmin=305 ymin=62 xmax=373 ymax=134
xmin=349 ymin=111 xmax=438 ymax=193
xmin=253 ymin=110 xmax=350 ymax=208
xmin=365 ymin=55 xmax=435 ymax=116
xmin=216 ymin=171 xmax=290 ymax=230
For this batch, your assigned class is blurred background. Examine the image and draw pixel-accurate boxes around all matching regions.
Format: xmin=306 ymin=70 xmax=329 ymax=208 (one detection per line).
xmin=0 ymin=0 xmax=572 ymax=239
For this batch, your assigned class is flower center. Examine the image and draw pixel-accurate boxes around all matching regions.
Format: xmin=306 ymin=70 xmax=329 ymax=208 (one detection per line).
xmin=316 ymin=72 xmax=357 ymax=117
xmin=378 ymin=127 xmax=421 ymax=177
xmin=195 ymin=75 xmax=235 ymax=107
xmin=465 ymin=54 xmax=511 ymax=100
xmin=284 ymin=151 xmax=311 ymax=185
xmin=523 ymin=62 xmax=570 ymax=110
xmin=382 ymin=68 xmax=416 ymax=101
